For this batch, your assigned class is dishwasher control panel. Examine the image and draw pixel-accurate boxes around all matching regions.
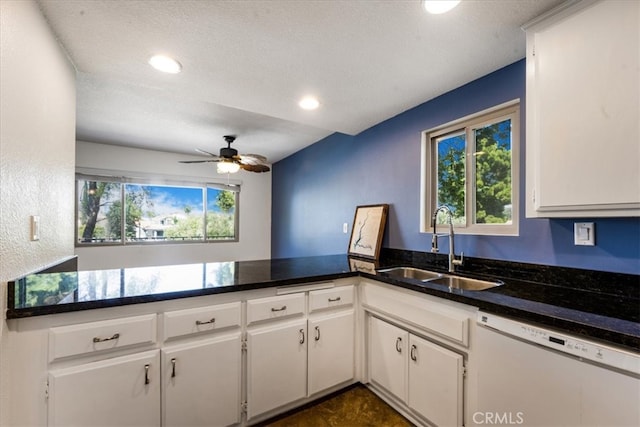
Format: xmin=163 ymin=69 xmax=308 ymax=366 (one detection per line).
xmin=478 ymin=312 xmax=640 ymax=376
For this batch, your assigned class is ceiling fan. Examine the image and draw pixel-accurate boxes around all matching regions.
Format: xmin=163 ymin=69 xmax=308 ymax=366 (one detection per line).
xmin=179 ymin=135 xmax=270 ymax=173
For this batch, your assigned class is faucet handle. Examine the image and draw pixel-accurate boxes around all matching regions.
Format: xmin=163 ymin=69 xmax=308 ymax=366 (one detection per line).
xmin=453 ymin=251 xmax=464 ymax=266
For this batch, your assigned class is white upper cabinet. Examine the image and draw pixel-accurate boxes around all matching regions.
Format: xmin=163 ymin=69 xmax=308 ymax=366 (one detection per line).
xmin=525 ymin=0 xmax=640 ymax=217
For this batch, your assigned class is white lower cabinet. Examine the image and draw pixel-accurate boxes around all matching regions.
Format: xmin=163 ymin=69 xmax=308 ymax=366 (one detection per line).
xmin=369 ymin=316 xmax=464 ymax=427
xmin=308 ymin=310 xmax=355 ymax=396
xmin=47 ymin=303 xmax=243 ymax=427
xmin=161 ymin=302 xmax=242 ymax=427
xmin=44 ymin=286 xmax=356 ymax=426
xmin=48 ymin=350 xmax=161 ymax=427
xmin=43 ymin=280 xmax=470 ymax=427
xmin=246 ymin=285 xmax=355 ymax=420
xmin=369 ymin=317 xmax=408 ymax=400
xmin=408 ymin=334 xmax=464 ymax=427
xmin=161 ymin=333 xmax=242 ymax=427
xmin=247 ymin=317 xmax=308 ymax=419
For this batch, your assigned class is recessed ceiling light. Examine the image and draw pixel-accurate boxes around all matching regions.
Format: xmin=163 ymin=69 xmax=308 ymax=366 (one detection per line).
xmin=298 ymin=96 xmax=320 ymax=110
xmin=422 ymin=0 xmax=460 ymax=14
xmin=149 ymin=55 xmax=182 ymax=74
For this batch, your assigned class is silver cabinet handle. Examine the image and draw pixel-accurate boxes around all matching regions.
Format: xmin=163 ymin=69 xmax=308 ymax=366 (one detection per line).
xmin=195 ymin=317 xmax=216 ymax=325
xmin=328 ymin=296 xmax=341 ymax=302
xmin=171 ymin=358 xmax=176 ymax=378
xmin=396 ymin=337 xmax=402 ymax=353
xmin=93 ymin=333 xmax=120 ymax=343
xmin=144 ymin=364 xmax=150 ymax=385
xmin=271 ymin=306 xmax=287 ymax=312
xmin=314 ymin=326 xmax=320 ymax=341
xmin=410 ymin=344 xmax=417 ymax=362
xmin=299 ymin=328 xmax=305 ymax=344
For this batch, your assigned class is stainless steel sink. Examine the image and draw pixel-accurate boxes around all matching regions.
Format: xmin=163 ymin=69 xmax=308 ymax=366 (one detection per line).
xmin=377 ymin=266 xmax=504 ymax=291
xmin=428 ymin=275 xmax=504 ymax=291
xmin=377 ymin=267 xmax=444 ymax=281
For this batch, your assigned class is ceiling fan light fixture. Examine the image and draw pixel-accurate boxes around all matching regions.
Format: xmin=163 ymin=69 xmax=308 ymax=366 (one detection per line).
xmin=149 ymin=55 xmax=182 ymax=74
xmin=217 ymin=160 xmax=241 ymax=174
xmin=422 ymin=0 xmax=460 ymax=14
xmin=298 ymin=96 xmax=320 ymax=111
xmin=181 ymin=135 xmax=268 ymax=174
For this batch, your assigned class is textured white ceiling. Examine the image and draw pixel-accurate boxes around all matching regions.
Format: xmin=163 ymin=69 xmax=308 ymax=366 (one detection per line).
xmin=38 ymin=0 xmax=564 ymax=163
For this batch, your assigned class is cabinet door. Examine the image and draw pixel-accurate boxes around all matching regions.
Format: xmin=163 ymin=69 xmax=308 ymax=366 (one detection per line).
xmin=161 ymin=333 xmax=241 ymax=427
xmin=48 ymin=350 xmax=161 ymax=427
xmin=308 ymin=310 xmax=354 ymax=396
xmin=368 ymin=316 xmax=408 ymax=401
xmin=247 ymin=318 xmax=307 ymax=419
xmin=409 ymin=335 xmax=464 ymax=427
xmin=526 ymin=0 xmax=640 ymax=217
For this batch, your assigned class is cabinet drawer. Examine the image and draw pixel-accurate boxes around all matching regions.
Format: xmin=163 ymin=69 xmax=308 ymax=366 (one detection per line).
xmin=309 ymin=286 xmax=354 ymax=312
xmin=246 ymin=293 xmax=305 ymax=325
xmin=49 ymin=314 xmax=157 ymax=362
xmin=163 ymin=302 xmax=241 ymax=340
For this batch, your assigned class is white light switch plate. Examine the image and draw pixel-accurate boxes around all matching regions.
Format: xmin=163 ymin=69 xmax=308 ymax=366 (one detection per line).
xmin=574 ymin=222 xmax=595 ymax=246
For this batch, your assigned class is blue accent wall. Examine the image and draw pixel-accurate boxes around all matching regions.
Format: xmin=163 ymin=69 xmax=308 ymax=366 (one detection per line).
xmin=272 ymin=60 xmax=640 ymax=274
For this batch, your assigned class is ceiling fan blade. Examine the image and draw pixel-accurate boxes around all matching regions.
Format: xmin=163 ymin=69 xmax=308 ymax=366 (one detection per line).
xmin=195 ymin=148 xmax=219 ymax=157
xmin=238 ymin=154 xmax=268 ymax=165
xmin=240 ymin=163 xmax=270 ymax=173
xmin=179 ymin=159 xmax=220 ymax=164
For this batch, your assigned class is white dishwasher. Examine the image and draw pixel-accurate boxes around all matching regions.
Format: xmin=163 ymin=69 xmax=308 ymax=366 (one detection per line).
xmin=475 ymin=312 xmax=640 ymax=427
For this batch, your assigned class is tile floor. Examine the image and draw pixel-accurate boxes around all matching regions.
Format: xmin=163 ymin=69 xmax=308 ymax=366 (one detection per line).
xmin=260 ymin=384 xmax=414 ymax=427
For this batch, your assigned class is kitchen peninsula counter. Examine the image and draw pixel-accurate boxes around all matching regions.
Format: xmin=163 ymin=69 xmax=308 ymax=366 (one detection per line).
xmin=7 ymin=253 xmax=640 ymax=351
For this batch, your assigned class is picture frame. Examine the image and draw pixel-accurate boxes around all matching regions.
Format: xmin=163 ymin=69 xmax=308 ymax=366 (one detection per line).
xmin=347 ymin=204 xmax=389 ymax=260
xmin=348 ymin=257 xmax=378 ymax=274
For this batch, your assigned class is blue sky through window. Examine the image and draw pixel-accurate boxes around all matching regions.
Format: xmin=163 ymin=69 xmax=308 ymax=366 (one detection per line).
xmin=126 ymin=184 xmax=204 ymax=217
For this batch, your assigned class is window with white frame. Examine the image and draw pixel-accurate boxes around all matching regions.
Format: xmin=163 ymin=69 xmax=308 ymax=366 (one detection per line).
xmin=76 ymin=174 xmax=239 ymax=245
xmin=421 ymin=101 xmax=520 ymax=236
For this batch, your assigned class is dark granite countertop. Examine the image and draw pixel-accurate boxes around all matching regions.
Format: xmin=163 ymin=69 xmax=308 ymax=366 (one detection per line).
xmin=7 ymin=256 xmax=356 ymax=317
xmin=7 ymin=251 xmax=640 ymax=351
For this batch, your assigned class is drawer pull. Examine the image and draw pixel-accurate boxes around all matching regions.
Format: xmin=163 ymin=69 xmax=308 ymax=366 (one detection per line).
xmin=171 ymin=358 xmax=177 ymax=378
xmin=328 ymin=296 xmax=342 ymax=302
xmin=144 ymin=364 xmax=150 ymax=385
xmin=396 ymin=337 xmax=402 ymax=353
xmin=92 ymin=333 xmax=120 ymax=343
xmin=314 ymin=326 xmax=320 ymax=341
xmin=271 ymin=305 xmax=287 ymax=312
xmin=410 ymin=344 xmax=417 ymax=361
xmin=195 ymin=318 xmax=216 ymax=326
xmin=299 ymin=328 xmax=305 ymax=344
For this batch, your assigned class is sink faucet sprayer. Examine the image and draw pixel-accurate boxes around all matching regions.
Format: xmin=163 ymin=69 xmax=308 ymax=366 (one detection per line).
xmin=431 ymin=205 xmax=464 ymax=273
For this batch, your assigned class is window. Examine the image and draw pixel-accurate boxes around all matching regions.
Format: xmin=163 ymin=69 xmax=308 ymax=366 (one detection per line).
xmin=421 ymin=101 xmax=519 ymax=236
xmin=76 ymin=174 xmax=239 ymax=245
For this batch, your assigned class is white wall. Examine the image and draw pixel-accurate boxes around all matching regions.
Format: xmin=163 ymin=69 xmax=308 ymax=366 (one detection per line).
xmin=75 ymin=141 xmax=272 ymax=270
xmin=0 ymin=1 xmax=77 ymax=424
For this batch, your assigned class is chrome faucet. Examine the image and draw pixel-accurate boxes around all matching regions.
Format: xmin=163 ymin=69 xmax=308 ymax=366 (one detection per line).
xmin=431 ymin=205 xmax=464 ymax=273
